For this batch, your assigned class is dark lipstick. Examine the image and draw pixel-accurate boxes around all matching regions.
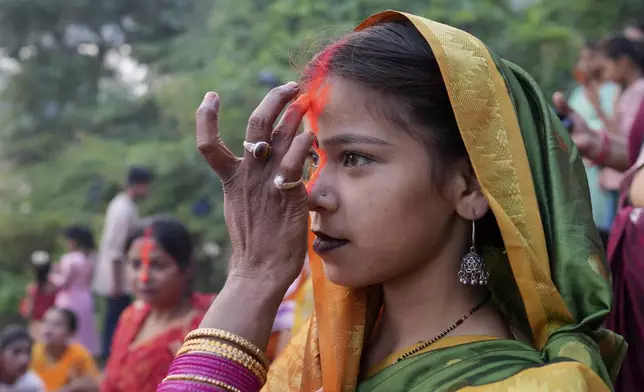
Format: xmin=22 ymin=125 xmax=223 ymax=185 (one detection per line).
xmin=312 ymin=231 xmax=349 ymax=254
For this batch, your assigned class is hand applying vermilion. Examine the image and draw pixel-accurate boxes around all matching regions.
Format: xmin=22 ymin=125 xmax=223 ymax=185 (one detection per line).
xmin=195 ymin=83 xmax=314 ymax=351
xmin=197 ymin=84 xmax=313 ymax=286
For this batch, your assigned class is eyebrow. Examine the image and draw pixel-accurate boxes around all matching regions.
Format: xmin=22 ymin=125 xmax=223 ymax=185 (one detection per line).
xmin=319 ymin=134 xmax=391 ymax=147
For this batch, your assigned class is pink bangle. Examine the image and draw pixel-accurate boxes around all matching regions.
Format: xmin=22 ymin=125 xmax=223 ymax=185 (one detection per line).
xmin=164 ymin=353 xmax=262 ymax=392
xmin=168 ymin=361 xmax=260 ymax=391
xmin=157 ymin=380 xmax=227 ymax=391
xmin=173 ymin=353 xmax=261 ymax=389
xmin=168 ymin=365 xmax=252 ymax=389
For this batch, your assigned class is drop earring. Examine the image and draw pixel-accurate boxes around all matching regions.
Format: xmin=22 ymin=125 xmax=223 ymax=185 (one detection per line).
xmin=458 ymin=219 xmax=490 ymax=286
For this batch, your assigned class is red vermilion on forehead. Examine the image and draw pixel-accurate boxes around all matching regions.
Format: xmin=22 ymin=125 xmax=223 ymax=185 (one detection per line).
xmin=302 ymin=40 xmax=344 ymax=193
xmin=139 ymin=227 xmax=154 ymax=283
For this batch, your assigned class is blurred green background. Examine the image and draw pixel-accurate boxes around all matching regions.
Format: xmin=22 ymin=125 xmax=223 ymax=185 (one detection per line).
xmin=0 ymin=0 xmax=642 ymax=322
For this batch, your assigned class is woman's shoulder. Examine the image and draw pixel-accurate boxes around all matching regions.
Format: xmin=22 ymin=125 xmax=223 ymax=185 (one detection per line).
xmin=66 ymin=343 xmax=94 ymax=361
xmin=122 ymin=300 xmax=148 ymax=320
xmin=360 ymin=338 xmax=610 ymax=391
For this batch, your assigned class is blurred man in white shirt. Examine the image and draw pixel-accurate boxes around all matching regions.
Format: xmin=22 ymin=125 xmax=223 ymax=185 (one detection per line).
xmin=93 ymin=167 xmax=153 ymax=359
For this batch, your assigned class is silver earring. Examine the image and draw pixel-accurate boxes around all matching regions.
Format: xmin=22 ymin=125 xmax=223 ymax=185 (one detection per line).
xmin=458 ymin=220 xmax=490 ymax=286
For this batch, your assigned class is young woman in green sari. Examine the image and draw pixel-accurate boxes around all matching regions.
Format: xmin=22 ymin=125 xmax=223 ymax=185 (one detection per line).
xmin=158 ymin=10 xmax=625 ymax=392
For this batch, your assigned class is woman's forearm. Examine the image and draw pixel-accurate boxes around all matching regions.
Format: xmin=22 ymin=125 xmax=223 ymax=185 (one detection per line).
xmin=604 ymin=133 xmax=630 ymax=172
xmin=199 ymin=276 xmax=289 ymax=351
xmin=586 ymin=131 xmax=631 ymax=172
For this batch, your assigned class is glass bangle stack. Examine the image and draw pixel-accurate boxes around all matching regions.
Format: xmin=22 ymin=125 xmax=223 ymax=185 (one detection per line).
xmin=157 ymin=328 xmax=270 ymax=392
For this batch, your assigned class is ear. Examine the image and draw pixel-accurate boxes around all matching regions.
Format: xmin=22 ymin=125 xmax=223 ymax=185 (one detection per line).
xmin=447 ymin=160 xmax=489 ymax=221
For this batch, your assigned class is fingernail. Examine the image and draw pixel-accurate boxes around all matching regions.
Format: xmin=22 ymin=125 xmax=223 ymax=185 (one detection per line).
xmin=203 ymin=92 xmax=218 ymax=102
xmin=285 ymin=81 xmax=298 ymax=90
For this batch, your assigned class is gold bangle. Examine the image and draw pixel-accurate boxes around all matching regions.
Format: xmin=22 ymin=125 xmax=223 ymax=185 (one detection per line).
xmin=180 ymin=338 xmax=265 ymax=365
xmin=185 ymin=328 xmax=269 ymax=368
xmin=179 ymin=339 xmax=262 ymax=369
xmin=176 ymin=345 xmax=267 ymax=383
xmin=162 ymin=374 xmax=240 ymax=392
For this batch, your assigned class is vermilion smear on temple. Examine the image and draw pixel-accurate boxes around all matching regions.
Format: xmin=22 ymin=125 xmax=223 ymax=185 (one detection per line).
xmin=298 ymin=40 xmax=344 ymax=193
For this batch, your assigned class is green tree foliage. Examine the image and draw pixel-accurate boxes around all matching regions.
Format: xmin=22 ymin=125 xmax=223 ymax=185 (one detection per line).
xmin=0 ymin=0 xmax=202 ymax=163
xmin=0 ymin=0 xmax=642 ymax=319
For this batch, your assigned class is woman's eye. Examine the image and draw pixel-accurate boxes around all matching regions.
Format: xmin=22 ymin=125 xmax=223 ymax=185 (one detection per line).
xmin=307 ymin=150 xmax=319 ymax=168
xmin=304 ymin=149 xmax=320 ymax=180
xmin=303 ymin=151 xmax=319 ymax=181
xmin=342 ymin=152 xmax=371 ymax=167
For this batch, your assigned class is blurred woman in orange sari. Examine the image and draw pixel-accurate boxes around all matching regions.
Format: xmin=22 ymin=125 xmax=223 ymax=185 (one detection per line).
xmin=101 ymin=218 xmax=215 ymax=392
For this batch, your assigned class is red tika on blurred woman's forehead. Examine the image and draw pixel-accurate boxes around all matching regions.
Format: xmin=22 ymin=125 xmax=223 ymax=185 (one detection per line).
xmin=139 ymin=227 xmax=154 ymax=283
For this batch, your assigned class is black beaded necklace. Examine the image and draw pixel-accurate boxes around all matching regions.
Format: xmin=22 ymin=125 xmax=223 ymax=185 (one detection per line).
xmin=396 ymin=293 xmax=492 ymax=362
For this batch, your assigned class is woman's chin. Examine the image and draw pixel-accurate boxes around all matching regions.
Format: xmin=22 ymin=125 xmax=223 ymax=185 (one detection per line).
xmin=322 ymin=260 xmax=369 ymax=288
xmin=135 ymin=292 xmax=156 ymax=305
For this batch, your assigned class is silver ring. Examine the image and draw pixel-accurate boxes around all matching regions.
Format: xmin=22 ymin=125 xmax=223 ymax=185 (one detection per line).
xmin=242 ymin=140 xmax=271 ymax=160
xmin=274 ymin=174 xmax=303 ymax=190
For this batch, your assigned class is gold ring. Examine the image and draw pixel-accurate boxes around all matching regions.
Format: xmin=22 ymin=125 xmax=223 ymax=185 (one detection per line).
xmin=242 ymin=141 xmax=271 ymax=160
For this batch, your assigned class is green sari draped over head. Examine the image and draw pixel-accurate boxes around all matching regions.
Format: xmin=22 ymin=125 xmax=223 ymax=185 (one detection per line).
xmin=264 ymin=11 xmax=626 ymax=392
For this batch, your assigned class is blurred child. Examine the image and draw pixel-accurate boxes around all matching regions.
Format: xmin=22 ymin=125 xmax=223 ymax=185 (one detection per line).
xmin=20 ymin=251 xmax=58 ymax=340
xmin=0 ymin=325 xmax=45 ymax=391
xmin=31 ymin=308 xmax=99 ymax=392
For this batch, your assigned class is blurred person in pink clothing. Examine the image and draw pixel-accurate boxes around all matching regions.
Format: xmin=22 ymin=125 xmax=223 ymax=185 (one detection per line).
xmin=50 ymin=226 xmax=100 ymax=356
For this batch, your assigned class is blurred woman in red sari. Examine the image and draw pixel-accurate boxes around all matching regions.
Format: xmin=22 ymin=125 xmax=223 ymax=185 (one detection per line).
xmin=101 ymin=218 xmax=215 ymax=392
